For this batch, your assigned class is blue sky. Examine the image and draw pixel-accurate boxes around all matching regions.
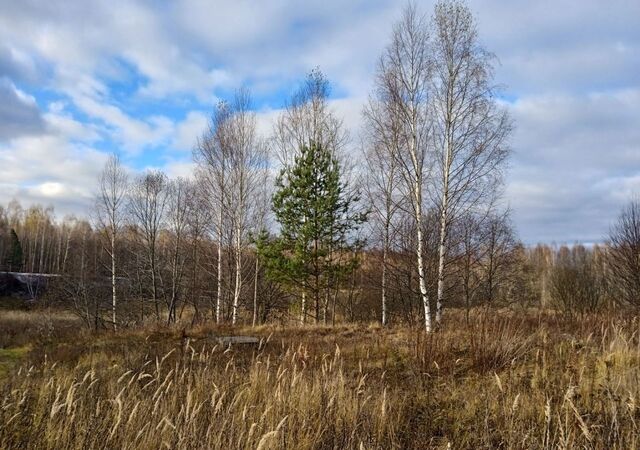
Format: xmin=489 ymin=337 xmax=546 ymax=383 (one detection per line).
xmin=0 ymin=0 xmax=639 ymax=244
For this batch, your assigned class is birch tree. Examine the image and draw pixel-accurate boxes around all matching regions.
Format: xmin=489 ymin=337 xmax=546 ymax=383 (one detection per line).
xmin=96 ymin=153 xmax=128 ymax=330
xmin=226 ymin=89 xmax=268 ymax=325
xmin=429 ymin=0 xmax=511 ymax=325
xmin=273 ymin=68 xmax=348 ymax=168
xmin=195 ymin=90 xmax=267 ymax=325
xmin=362 ymin=111 xmax=404 ymax=326
xmin=194 ymin=101 xmax=232 ymax=323
xmin=374 ymin=4 xmax=434 ymax=331
xmin=252 ymin=172 xmax=271 ymax=327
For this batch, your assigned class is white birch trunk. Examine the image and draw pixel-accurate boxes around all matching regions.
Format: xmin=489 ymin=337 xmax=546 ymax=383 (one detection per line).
xmin=436 ymin=155 xmax=450 ymax=325
xmin=215 ymin=208 xmax=223 ymax=324
xmin=232 ymin=227 xmax=242 ymax=325
xmin=416 ymin=205 xmax=431 ymax=333
xmin=381 ymin=218 xmax=389 ymax=326
xmin=436 ymin=76 xmax=454 ymax=326
xmin=111 ymin=227 xmax=117 ymax=331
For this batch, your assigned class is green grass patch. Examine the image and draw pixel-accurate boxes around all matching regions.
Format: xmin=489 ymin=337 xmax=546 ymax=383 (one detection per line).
xmin=0 ymin=345 xmax=31 ymax=378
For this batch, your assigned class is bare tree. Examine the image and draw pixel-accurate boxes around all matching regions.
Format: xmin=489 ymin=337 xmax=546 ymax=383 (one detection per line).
xmin=362 ymin=110 xmax=404 ymax=326
xmin=273 ymin=68 xmax=348 ymax=168
xmin=195 ymin=90 xmax=268 ymax=325
xmin=609 ymin=199 xmax=640 ymax=307
xmin=166 ymin=177 xmax=193 ymax=324
xmin=185 ymin=180 xmax=212 ymax=324
xmin=226 ymin=89 xmax=268 ymax=325
xmin=96 ymin=154 xmax=128 ymax=330
xmin=374 ymin=4 xmax=433 ymax=331
xmin=429 ymin=0 xmax=511 ymax=325
xmin=456 ymin=212 xmax=483 ymax=323
xmin=128 ymin=170 xmax=168 ymax=321
xmin=194 ymin=102 xmax=233 ymax=323
xmin=550 ymin=245 xmax=605 ymax=316
xmin=480 ymin=212 xmax=517 ymax=305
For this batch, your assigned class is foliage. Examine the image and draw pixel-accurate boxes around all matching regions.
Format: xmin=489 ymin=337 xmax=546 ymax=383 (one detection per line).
xmin=261 ymin=142 xmax=367 ymax=320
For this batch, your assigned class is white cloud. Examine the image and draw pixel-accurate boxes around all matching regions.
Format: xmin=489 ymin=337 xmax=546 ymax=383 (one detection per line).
xmin=163 ymin=160 xmax=196 ymax=180
xmin=171 ymin=111 xmax=208 ymax=151
xmin=0 ymin=0 xmax=638 ymax=243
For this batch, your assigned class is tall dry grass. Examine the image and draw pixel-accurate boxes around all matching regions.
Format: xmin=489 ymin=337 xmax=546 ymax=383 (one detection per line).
xmin=1 ymin=311 xmax=640 ymax=449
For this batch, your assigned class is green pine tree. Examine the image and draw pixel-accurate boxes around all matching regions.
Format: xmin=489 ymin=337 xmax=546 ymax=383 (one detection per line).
xmin=258 ymin=142 xmax=367 ymax=324
xmin=8 ymin=228 xmax=23 ymax=272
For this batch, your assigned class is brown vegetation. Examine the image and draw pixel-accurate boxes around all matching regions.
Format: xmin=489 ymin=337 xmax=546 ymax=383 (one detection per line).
xmin=1 ymin=308 xmax=639 ymax=449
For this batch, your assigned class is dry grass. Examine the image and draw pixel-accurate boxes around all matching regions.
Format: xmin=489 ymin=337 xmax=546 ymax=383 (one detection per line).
xmin=1 ymin=310 xmax=640 ymax=449
xmin=0 ymin=308 xmax=82 ymax=348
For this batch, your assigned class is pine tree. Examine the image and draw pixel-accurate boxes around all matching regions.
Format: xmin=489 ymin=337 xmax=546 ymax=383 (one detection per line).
xmin=259 ymin=142 xmax=366 ymax=324
xmin=8 ymin=228 xmax=23 ymax=272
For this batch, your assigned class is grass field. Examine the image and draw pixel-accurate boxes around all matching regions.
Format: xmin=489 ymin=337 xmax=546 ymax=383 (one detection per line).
xmin=1 ymin=308 xmax=639 ymax=449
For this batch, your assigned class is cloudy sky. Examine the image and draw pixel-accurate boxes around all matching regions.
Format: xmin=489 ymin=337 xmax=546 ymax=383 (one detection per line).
xmin=0 ymin=0 xmax=638 ymax=244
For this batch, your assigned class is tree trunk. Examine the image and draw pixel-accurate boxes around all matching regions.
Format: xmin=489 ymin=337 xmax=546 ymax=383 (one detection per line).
xmin=39 ymin=219 xmax=46 ymax=273
xmin=415 ymin=187 xmax=431 ymax=333
xmin=168 ymin=234 xmax=180 ymax=325
xmin=232 ymin=229 xmax=242 ymax=325
xmin=216 ymin=209 xmax=223 ymax=324
xmin=436 ymin=202 xmax=447 ymax=325
xmin=252 ymin=255 xmax=259 ymax=327
xmin=382 ymin=216 xmax=390 ymax=326
xmin=436 ymin=83 xmax=453 ymax=326
xmin=150 ymin=248 xmax=159 ymax=321
xmin=111 ymin=229 xmax=117 ymax=331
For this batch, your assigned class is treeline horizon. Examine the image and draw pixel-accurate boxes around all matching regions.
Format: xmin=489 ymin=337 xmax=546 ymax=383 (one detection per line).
xmin=1 ymin=194 xmax=638 ymax=326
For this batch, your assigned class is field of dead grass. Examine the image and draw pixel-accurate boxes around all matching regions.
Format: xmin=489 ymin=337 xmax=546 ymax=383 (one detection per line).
xmin=1 ymin=309 xmax=639 ymax=449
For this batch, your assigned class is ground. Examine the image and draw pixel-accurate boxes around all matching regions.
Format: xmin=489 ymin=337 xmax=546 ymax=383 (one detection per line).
xmin=0 ymin=306 xmax=639 ymax=449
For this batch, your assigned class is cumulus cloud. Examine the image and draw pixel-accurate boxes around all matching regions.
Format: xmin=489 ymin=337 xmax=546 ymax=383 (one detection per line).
xmin=0 ymin=106 xmax=110 ymax=218
xmin=0 ymin=135 xmax=108 ymax=216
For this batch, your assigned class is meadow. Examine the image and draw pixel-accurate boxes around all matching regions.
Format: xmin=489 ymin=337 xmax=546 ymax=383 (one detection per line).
xmin=1 ymin=307 xmax=639 ymax=449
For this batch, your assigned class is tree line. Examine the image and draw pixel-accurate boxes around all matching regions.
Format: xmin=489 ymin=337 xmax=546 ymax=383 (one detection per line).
xmin=1 ymin=1 xmax=639 ymax=330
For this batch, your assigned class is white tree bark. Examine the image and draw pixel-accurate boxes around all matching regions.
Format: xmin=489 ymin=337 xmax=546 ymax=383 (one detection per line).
xmin=96 ymin=153 xmax=128 ymax=332
xmin=415 ymin=184 xmax=432 ymax=333
xmin=232 ymin=227 xmax=242 ymax=325
xmin=216 ymin=207 xmax=223 ymax=324
xmin=430 ymin=2 xmax=511 ymax=325
xmin=435 ymin=134 xmax=451 ymax=325
xmin=111 ymin=227 xmax=117 ymax=330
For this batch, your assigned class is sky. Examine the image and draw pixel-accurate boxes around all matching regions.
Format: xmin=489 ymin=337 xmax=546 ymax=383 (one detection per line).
xmin=0 ymin=0 xmax=638 ymax=244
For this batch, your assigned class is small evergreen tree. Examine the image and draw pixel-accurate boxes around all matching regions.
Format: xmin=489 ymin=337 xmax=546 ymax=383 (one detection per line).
xmin=7 ymin=228 xmax=23 ymax=272
xmin=259 ymin=142 xmax=366 ymax=324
